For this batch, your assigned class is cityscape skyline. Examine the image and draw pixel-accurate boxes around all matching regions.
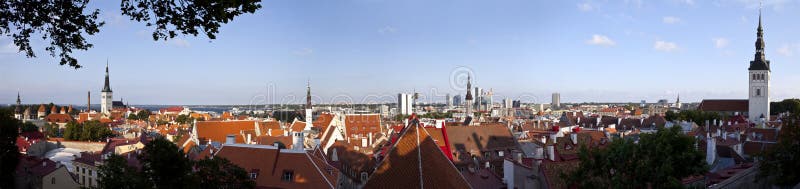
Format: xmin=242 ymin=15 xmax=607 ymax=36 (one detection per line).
xmin=4 ymin=0 xmax=800 ymax=105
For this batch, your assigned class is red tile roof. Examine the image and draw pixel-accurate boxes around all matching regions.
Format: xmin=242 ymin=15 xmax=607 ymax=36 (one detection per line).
xmin=215 ymin=144 xmax=339 ymax=189
xmin=698 ymin=100 xmax=749 ymax=112
xmin=195 ymin=120 xmax=257 ymax=144
xmin=445 ymin=124 xmax=517 ymax=164
xmin=364 ymin=119 xmax=471 ymax=189
xmin=345 ymin=114 xmax=382 ymax=137
xmin=313 ymin=113 xmax=334 ymax=131
xmin=290 ymin=120 xmax=306 ymax=133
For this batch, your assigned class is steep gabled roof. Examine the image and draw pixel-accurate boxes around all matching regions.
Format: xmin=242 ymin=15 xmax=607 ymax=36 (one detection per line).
xmin=215 ymin=144 xmax=339 ymax=189
xmin=364 ymin=119 xmax=472 ymax=189
xmin=195 ymin=120 xmax=256 ymax=144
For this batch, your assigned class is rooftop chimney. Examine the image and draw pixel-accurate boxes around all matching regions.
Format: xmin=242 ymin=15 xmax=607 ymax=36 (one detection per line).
xmin=225 ymin=134 xmax=235 ymax=144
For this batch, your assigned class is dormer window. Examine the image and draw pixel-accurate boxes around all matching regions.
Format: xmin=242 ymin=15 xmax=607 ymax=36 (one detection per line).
xmin=250 ymin=173 xmax=258 ymax=179
xmin=360 ymin=172 xmax=368 ymax=181
xmin=282 ymin=170 xmax=294 ymax=182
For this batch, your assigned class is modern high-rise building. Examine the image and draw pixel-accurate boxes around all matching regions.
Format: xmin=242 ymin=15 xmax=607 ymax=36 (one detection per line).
xmin=503 ymin=98 xmax=512 ymax=109
xmin=474 ymin=87 xmax=482 ymax=111
xmin=453 ymin=95 xmax=462 ymax=107
xmin=551 ymin=93 xmax=560 ymax=109
xmin=101 ymin=63 xmax=113 ymax=115
xmin=397 ymin=93 xmax=414 ymax=115
xmin=748 ymin=10 xmax=770 ymax=122
xmin=446 ymin=93 xmax=452 ymax=108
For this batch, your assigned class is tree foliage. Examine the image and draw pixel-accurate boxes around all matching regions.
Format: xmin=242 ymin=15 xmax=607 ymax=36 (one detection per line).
xmin=0 ymin=0 xmax=103 ymax=68
xmin=98 ymin=137 xmax=254 ymax=189
xmin=770 ymin=99 xmax=800 ymax=116
xmin=20 ymin=121 xmax=38 ymax=133
xmin=664 ymin=110 xmax=724 ymax=126
xmin=98 ymin=154 xmax=145 ymax=189
xmin=175 ymin=114 xmax=191 ymax=124
xmin=2 ymin=0 xmax=262 ymax=68
xmin=137 ymin=110 xmax=151 ymax=121
xmin=194 ymin=157 xmax=255 ymax=189
xmin=63 ymin=120 xmax=112 ymax=141
xmin=564 ymin=126 xmax=707 ymax=188
xmin=758 ymin=113 xmax=800 ymax=186
xmin=0 ymin=109 xmax=21 ymax=187
xmin=139 ymin=137 xmax=195 ymax=188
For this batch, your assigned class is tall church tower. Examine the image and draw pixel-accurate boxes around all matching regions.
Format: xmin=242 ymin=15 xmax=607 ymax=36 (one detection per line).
xmin=14 ymin=92 xmax=22 ymax=120
xmin=748 ymin=9 xmax=770 ymax=123
xmin=101 ymin=62 xmax=113 ymax=115
xmin=464 ymin=75 xmax=473 ymax=118
xmin=304 ymin=81 xmax=313 ymax=131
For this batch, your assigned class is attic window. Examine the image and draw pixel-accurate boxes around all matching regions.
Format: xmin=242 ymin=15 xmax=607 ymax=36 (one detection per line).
xmin=360 ymin=172 xmax=367 ymax=181
xmin=250 ymin=173 xmax=257 ymax=179
xmin=282 ymin=170 xmax=294 ymax=182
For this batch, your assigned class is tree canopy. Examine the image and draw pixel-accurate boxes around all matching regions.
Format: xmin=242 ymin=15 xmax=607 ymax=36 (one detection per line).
xmin=564 ymin=126 xmax=707 ymax=188
xmin=1 ymin=0 xmax=262 ymax=68
xmin=758 ymin=113 xmax=800 ymax=186
xmin=99 ymin=137 xmax=254 ymax=188
xmin=0 ymin=109 xmax=21 ymax=187
xmin=770 ymin=99 xmax=800 ymax=116
xmin=63 ymin=120 xmax=113 ymax=141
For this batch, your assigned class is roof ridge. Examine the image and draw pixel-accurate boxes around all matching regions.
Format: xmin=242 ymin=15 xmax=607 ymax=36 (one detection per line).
xmin=417 ymin=122 xmax=424 ymax=189
xmin=305 ymin=152 xmax=335 ymax=189
xmin=418 ymin=127 xmax=473 ymax=189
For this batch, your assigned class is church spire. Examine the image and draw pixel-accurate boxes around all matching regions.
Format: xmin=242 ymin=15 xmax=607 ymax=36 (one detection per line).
xmin=305 ymin=80 xmax=312 ymax=109
xmin=102 ymin=60 xmax=113 ymax=92
xmin=465 ymin=74 xmax=473 ymax=101
xmin=749 ymin=3 xmax=770 ymax=71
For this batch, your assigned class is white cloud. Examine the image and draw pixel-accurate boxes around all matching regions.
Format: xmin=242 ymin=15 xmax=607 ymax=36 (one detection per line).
xmin=586 ymin=34 xmax=616 ymax=46
xmin=293 ymin=48 xmax=314 ymax=56
xmin=662 ymin=16 xmax=681 ymax=24
xmin=681 ymin=0 xmax=695 ymax=5
xmin=168 ymin=38 xmax=190 ymax=48
xmin=654 ymin=40 xmax=679 ymax=52
xmin=577 ymin=3 xmax=593 ymax=11
xmin=378 ymin=26 xmax=397 ymax=34
xmin=777 ymin=44 xmax=794 ymax=56
xmin=712 ymin=38 xmax=729 ymax=48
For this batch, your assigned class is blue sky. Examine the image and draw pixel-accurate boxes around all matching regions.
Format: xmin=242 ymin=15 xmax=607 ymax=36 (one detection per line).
xmin=3 ymin=0 xmax=800 ymax=105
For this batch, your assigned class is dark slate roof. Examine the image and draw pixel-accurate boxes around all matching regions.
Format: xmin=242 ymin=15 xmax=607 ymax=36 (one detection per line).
xmin=698 ymin=100 xmax=748 ymax=112
xmin=749 ymin=59 xmax=770 ymax=71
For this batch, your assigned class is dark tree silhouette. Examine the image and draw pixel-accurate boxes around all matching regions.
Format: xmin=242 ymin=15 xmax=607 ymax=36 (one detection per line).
xmin=1 ymin=0 xmax=261 ymax=68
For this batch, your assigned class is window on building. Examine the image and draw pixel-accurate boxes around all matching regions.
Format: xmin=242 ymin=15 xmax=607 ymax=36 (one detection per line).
xmin=753 ymin=74 xmax=756 ymax=80
xmin=282 ymin=170 xmax=294 ymax=182
xmin=250 ymin=173 xmax=258 ymax=180
xmin=360 ymin=172 xmax=368 ymax=181
xmin=51 ymin=178 xmax=55 ymax=184
xmin=757 ymin=89 xmax=761 ymax=96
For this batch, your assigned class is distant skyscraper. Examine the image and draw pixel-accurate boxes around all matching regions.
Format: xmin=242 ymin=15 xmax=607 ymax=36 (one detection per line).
xmin=453 ymin=95 xmax=462 ymax=107
xmin=474 ymin=87 xmax=482 ymax=111
xmin=551 ymin=93 xmax=560 ymax=109
xmin=101 ymin=62 xmax=113 ymax=115
xmin=748 ymin=9 xmax=770 ymax=122
xmin=503 ymin=98 xmax=512 ymax=109
xmin=446 ymin=93 xmax=453 ymax=108
xmin=397 ymin=93 xmax=414 ymax=115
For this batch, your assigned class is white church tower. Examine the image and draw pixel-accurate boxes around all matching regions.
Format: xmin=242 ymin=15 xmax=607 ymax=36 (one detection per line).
xmin=748 ymin=9 xmax=770 ymax=123
xmin=304 ymin=81 xmax=313 ymax=131
xmin=101 ymin=62 xmax=113 ymax=115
